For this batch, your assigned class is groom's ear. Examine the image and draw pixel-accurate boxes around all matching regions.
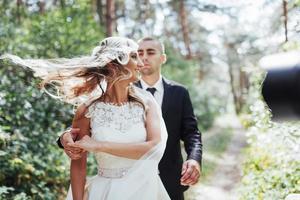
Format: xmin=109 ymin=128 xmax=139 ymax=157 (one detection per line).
xmin=161 ymin=54 xmax=167 ymax=64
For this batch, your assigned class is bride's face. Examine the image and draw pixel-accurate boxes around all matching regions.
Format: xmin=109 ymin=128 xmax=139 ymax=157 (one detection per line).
xmin=124 ymin=52 xmax=144 ymax=82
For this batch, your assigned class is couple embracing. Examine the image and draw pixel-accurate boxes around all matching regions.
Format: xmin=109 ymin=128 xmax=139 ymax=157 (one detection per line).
xmin=3 ymin=36 xmax=202 ymax=200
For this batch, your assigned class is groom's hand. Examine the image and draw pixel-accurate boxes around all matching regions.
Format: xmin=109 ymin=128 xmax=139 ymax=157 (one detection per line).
xmin=180 ymin=159 xmax=201 ymax=186
xmin=61 ymin=128 xmax=84 ymax=160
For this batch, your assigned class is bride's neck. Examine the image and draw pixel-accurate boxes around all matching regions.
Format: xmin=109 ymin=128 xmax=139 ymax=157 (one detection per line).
xmin=104 ymin=82 xmax=129 ymax=104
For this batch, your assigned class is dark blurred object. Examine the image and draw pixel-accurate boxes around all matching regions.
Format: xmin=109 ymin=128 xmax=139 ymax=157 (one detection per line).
xmin=260 ymin=51 xmax=300 ymax=121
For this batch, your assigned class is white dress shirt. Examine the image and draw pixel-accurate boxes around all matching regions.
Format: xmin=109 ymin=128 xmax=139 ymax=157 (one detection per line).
xmin=140 ymin=76 xmax=164 ymax=107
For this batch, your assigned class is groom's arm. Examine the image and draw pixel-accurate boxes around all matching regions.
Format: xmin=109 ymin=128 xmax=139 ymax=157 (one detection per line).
xmin=57 ymin=128 xmax=83 ymax=160
xmin=56 ymin=128 xmax=74 ymax=148
xmin=57 ymin=135 xmax=65 ymax=149
xmin=180 ymin=88 xmax=202 ymax=165
xmin=180 ymin=88 xmax=202 ymax=186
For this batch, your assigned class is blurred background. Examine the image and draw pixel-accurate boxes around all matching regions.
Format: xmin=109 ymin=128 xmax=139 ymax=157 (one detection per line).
xmin=0 ymin=0 xmax=299 ymax=199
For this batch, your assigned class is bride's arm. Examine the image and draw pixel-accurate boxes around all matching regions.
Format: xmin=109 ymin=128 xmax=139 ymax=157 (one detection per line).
xmin=70 ymin=105 xmax=90 ymax=200
xmin=69 ymin=98 xmax=162 ymax=159
xmin=100 ymin=97 xmax=161 ymax=159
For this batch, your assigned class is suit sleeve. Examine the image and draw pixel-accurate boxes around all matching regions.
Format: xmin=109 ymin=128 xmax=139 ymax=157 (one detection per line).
xmin=180 ymin=88 xmax=202 ymax=166
xmin=57 ymin=137 xmax=64 ymax=149
xmin=56 ymin=126 xmax=73 ymax=149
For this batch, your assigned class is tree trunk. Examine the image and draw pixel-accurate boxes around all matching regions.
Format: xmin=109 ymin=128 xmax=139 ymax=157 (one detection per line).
xmin=38 ymin=0 xmax=46 ymax=14
xmin=283 ymin=0 xmax=288 ymax=42
xmin=16 ymin=0 xmax=22 ymax=23
xmin=228 ymin=65 xmax=241 ymax=114
xmin=179 ymin=0 xmax=192 ymax=59
xmin=96 ymin=0 xmax=105 ymax=28
xmin=226 ymin=42 xmax=243 ymax=114
xmin=60 ymin=0 xmax=65 ymax=9
xmin=114 ymin=0 xmax=119 ymax=33
xmin=106 ymin=0 xmax=115 ymax=37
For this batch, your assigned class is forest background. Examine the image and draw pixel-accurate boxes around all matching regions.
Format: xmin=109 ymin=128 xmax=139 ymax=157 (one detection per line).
xmin=0 ymin=0 xmax=299 ymax=199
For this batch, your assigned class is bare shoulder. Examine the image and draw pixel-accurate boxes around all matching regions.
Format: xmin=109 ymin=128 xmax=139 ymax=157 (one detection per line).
xmin=72 ymin=104 xmax=91 ymax=137
xmin=73 ymin=104 xmax=89 ymax=122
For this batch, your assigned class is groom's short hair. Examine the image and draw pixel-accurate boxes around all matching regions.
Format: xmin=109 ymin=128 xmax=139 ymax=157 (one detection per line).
xmin=137 ymin=37 xmax=165 ymax=54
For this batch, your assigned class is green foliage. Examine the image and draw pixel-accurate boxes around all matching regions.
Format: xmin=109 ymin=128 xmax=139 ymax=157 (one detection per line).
xmin=241 ymin=145 xmax=300 ymax=200
xmin=282 ymin=42 xmax=300 ymax=52
xmin=238 ymin=68 xmax=300 ymax=200
xmin=200 ymin=159 xmax=216 ymax=181
xmin=204 ymin=128 xmax=233 ymax=156
xmin=201 ymin=127 xmax=233 ymax=180
xmin=162 ymin=46 xmax=224 ymax=130
xmin=0 ymin=1 xmax=103 ymax=199
xmin=0 ymin=1 xmax=102 ymax=57
xmin=0 ymin=63 xmax=72 ymax=199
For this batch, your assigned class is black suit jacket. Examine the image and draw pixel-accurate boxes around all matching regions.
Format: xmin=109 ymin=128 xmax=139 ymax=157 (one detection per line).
xmin=136 ymin=78 xmax=202 ymax=200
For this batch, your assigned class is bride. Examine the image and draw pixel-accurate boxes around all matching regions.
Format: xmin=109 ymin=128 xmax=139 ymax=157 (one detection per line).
xmin=1 ymin=37 xmax=170 ymax=200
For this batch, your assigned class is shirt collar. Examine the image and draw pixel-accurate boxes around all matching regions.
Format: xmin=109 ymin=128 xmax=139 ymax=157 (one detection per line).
xmin=140 ymin=75 xmax=164 ymax=93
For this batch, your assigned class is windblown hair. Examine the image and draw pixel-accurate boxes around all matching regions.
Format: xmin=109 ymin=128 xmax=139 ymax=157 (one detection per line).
xmin=0 ymin=36 xmax=145 ymax=109
xmin=39 ymin=59 xmax=146 ymax=109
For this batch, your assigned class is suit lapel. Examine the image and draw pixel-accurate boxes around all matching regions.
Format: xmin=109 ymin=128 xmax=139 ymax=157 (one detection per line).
xmin=161 ymin=78 xmax=172 ymax=117
xmin=135 ymin=78 xmax=171 ymax=117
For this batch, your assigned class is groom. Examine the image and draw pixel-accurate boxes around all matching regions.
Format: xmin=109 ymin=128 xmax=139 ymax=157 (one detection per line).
xmin=58 ymin=37 xmax=202 ymax=200
xmin=136 ymin=37 xmax=202 ymax=200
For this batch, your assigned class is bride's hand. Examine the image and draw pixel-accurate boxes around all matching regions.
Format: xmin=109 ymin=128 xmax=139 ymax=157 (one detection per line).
xmin=67 ymin=135 xmax=100 ymax=153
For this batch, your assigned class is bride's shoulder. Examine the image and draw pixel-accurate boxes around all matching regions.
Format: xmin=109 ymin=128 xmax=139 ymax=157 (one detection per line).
xmin=73 ymin=103 xmax=90 ymax=121
xmin=132 ymin=86 xmax=158 ymax=110
xmin=133 ymin=86 xmax=154 ymax=102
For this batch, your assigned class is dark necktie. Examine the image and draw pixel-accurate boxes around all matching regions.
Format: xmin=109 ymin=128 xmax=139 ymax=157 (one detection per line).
xmin=146 ymin=87 xmax=156 ymax=96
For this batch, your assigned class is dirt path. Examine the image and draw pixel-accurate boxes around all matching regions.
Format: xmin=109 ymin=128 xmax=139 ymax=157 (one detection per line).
xmin=185 ymin=115 xmax=247 ymax=200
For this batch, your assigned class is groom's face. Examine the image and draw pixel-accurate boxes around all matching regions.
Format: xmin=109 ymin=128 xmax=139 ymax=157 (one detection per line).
xmin=137 ymin=40 xmax=166 ymax=76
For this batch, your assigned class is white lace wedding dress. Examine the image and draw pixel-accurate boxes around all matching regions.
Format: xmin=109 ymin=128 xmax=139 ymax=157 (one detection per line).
xmin=66 ymin=99 xmax=170 ymax=200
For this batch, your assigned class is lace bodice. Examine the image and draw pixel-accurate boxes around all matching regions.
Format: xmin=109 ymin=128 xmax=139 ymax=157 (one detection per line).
xmin=85 ymin=101 xmax=147 ymax=169
xmin=66 ymin=94 xmax=171 ymax=200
